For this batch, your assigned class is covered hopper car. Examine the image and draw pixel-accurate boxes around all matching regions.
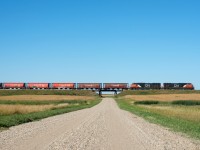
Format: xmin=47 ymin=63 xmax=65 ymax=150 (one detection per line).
xmin=2 ymin=83 xmax=25 ymax=89
xmin=51 ymin=83 xmax=75 ymax=89
xmin=103 ymin=83 xmax=129 ymax=90
xmin=77 ymin=83 xmax=101 ymax=89
xmin=26 ymin=83 xmax=49 ymax=89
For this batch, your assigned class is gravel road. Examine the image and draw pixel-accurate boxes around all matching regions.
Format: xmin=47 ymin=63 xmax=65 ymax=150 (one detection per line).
xmin=0 ymin=98 xmax=199 ymax=150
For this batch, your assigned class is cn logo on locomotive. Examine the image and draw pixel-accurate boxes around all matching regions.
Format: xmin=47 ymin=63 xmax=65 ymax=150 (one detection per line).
xmin=174 ymin=84 xmax=179 ymax=88
xmin=145 ymin=84 xmax=150 ymax=88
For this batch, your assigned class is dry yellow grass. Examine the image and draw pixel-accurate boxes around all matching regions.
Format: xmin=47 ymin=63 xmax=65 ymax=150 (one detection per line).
xmin=0 ymin=103 xmax=70 ymax=115
xmin=124 ymin=94 xmax=200 ymax=101
xmin=0 ymin=95 xmax=95 ymax=115
xmin=139 ymin=105 xmax=200 ymax=122
xmin=56 ymin=103 xmax=69 ymax=107
xmin=0 ymin=95 xmax=94 ymax=101
xmin=0 ymin=104 xmax=54 ymax=115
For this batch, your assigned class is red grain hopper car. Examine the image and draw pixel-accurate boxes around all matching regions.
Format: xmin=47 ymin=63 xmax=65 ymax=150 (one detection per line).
xmin=26 ymin=83 xmax=49 ymax=89
xmin=103 ymin=83 xmax=128 ymax=89
xmin=77 ymin=83 xmax=102 ymax=89
xmin=2 ymin=83 xmax=25 ymax=89
xmin=51 ymin=83 xmax=75 ymax=89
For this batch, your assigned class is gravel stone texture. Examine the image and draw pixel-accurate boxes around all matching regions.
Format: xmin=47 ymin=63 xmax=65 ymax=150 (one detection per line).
xmin=0 ymin=98 xmax=199 ymax=150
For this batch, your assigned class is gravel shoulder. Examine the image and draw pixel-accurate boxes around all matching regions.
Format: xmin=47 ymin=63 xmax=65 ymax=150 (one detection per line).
xmin=0 ymin=98 xmax=199 ymax=150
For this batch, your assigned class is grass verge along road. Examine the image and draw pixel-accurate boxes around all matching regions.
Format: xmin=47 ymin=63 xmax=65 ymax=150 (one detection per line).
xmin=116 ymin=95 xmax=200 ymax=140
xmin=0 ymin=93 xmax=100 ymax=128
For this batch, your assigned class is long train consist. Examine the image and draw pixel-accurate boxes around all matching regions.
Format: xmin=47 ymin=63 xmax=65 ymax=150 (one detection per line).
xmin=0 ymin=82 xmax=194 ymax=90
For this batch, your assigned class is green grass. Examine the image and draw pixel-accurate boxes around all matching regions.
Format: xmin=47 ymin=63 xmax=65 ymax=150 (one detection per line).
xmin=0 ymin=90 xmax=97 ymax=96
xmin=0 ymin=99 xmax=101 ymax=128
xmin=118 ymin=90 xmax=200 ymax=96
xmin=0 ymin=100 xmax=89 ymax=105
xmin=133 ymin=100 xmax=200 ymax=106
xmin=116 ymin=98 xmax=200 ymax=139
xmin=172 ymin=100 xmax=200 ymax=106
xmin=134 ymin=100 xmax=159 ymax=105
xmin=0 ymin=90 xmax=100 ymax=128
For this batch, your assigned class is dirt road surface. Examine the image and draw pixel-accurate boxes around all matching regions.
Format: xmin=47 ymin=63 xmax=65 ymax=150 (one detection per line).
xmin=0 ymin=98 xmax=199 ymax=150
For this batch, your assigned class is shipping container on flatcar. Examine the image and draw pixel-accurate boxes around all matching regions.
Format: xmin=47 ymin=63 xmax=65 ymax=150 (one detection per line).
xmin=77 ymin=83 xmax=102 ymax=89
xmin=26 ymin=83 xmax=49 ymax=89
xmin=163 ymin=83 xmax=194 ymax=90
xmin=51 ymin=83 xmax=76 ymax=89
xmin=130 ymin=83 xmax=161 ymax=90
xmin=2 ymin=83 xmax=25 ymax=89
xmin=103 ymin=83 xmax=128 ymax=90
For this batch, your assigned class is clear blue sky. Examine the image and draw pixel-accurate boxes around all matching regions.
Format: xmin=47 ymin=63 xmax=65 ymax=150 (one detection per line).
xmin=0 ymin=0 xmax=200 ymax=89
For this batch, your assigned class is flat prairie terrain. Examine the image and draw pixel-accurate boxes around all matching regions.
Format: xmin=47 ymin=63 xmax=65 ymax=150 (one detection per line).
xmin=0 ymin=104 xmax=54 ymax=115
xmin=0 ymin=98 xmax=199 ymax=150
xmin=0 ymin=95 xmax=94 ymax=101
xmin=117 ymin=93 xmax=200 ymax=139
xmin=124 ymin=94 xmax=200 ymax=101
xmin=0 ymin=95 xmax=100 ymax=127
xmin=0 ymin=104 xmax=71 ymax=115
xmin=139 ymin=105 xmax=200 ymax=122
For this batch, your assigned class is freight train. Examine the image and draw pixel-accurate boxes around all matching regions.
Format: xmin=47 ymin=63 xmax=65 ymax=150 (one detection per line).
xmin=0 ymin=82 xmax=194 ymax=90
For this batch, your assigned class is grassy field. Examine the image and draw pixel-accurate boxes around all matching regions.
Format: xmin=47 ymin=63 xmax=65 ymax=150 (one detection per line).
xmin=0 ymin=95 xmax=94 ymax=101
xmin=0 ymin=92 xmax=101 ymax=128
xmin=0 ymin=90 xmax=97 ymax=96
xmin=139 ymin=105 xmax=200 ymax=122
xmin=118 ymin=90 xmax=200 ymax=96
xmin=116 ymin=92 xmax=200 ymax=139
xmin=123 ymin=94 xmax=200 ymax=101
